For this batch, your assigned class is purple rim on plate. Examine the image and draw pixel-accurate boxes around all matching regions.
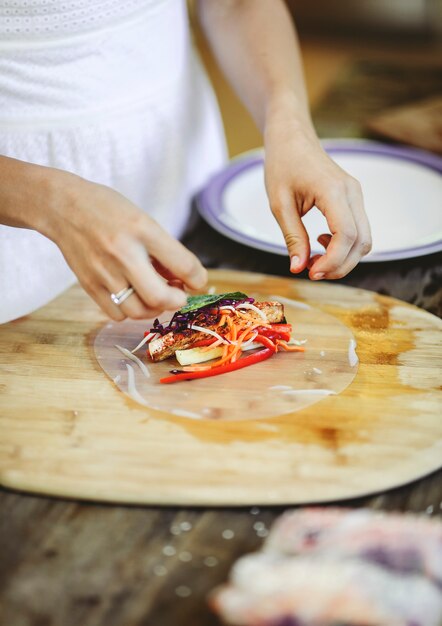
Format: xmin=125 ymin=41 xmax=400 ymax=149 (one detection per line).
xmin=196 ymin=140 xmax=442 ymax=262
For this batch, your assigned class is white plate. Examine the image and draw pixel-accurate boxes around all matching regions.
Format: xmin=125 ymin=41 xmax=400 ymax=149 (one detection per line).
xmin=197 ymin=139 xmax=442 ymax=262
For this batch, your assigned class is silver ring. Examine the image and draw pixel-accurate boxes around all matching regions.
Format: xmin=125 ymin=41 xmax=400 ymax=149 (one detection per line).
xmin=110 ymin=286 xmax=135 ymax=306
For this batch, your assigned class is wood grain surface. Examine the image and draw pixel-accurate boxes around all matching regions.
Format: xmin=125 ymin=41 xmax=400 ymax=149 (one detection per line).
xmin=1 ymin=270 xmax=441 ymax=507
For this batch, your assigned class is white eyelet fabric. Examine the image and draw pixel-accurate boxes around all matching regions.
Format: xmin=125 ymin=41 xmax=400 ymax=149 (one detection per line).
xmin=0 ymin=0 xmax=227 ymax=323
xmin=0 ymin=0 xmax=154 ymax=41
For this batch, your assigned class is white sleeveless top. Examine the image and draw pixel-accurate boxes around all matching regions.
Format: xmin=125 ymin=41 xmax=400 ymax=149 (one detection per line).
xmin=0 ymin=0 xmax=227 ymax=323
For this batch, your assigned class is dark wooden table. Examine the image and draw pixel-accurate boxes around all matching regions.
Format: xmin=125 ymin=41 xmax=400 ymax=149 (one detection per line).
xmin=1 ymin=59 xmax=441 ymax=626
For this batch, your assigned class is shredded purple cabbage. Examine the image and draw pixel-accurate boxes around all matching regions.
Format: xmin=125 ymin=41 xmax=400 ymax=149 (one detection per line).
xmin=149 ymin=296 xmax=255 ymax=336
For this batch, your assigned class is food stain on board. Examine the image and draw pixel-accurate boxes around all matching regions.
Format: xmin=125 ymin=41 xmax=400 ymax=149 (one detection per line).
xmin=350 ymin=304 xmax=390 ymax=331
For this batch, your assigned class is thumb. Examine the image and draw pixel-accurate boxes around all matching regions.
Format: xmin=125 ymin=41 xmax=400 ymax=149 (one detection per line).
xmin=271 ymin=197 xmax=310 ymax=273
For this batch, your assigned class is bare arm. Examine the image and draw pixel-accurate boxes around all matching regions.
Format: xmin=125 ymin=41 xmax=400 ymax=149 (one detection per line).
xmin=0 ymin=156 xmax=207 ymax=319
xmin=197 ymin=0 xmax=311 ymax=132
xmin=197 ymin=0 xmax=372 ymax=279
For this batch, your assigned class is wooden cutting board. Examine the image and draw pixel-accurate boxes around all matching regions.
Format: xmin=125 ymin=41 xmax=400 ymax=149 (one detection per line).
xmin=1 ymin=270 xmax=441 ymax=505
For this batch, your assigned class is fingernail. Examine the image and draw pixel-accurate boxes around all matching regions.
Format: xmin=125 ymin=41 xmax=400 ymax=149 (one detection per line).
xmin=312 ymin=272 xmax=325 ymax=280
xmin=290 ymin=256 xmax=300 ymax=272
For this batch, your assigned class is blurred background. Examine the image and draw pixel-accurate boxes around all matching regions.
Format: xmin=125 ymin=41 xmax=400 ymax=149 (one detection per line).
xmin=190 ymin=0 xmax=442 ymax=157
xmin=287 ymin=0 xmax=442 ymax=38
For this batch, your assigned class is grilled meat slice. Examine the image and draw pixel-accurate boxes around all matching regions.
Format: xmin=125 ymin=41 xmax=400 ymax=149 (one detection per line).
xmin=148 ymin=301 xmax=284 ymax=362
xmin=255 ymin=301 xmax=284 ymax=323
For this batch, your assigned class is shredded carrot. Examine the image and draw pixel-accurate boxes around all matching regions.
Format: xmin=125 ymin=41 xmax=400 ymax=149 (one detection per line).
xmin=197 ymin=325 xmax=246 ymax=369
xmin=181 ymin=364 xmax=212 ymax=372
xmin=201 ymin=337 xmax=223 ymax=352
xmin=205 ymin=344 xmax=238 ymax=369
xmin=229 ymin=316 xmax=238 ymax=342
xmin=276 ymin=340 xmax=305 ymax=352
xmin=177 ymin=309 xmax=304 ymax=373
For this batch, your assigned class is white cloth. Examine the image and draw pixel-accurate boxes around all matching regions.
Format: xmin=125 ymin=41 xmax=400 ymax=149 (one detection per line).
xmin=0 ymin=0 xmax=227 ymax=323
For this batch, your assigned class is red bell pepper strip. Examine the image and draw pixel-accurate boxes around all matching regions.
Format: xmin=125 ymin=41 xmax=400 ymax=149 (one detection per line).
xmin=270 ymin=323 xmax=292 ymax=334
xmin=257 ymin=326 xmax=291 ymax=342
xmin=254 ymin=334 xmax=277 ymax=350
xmin=160 ymin=345 xmax=275 ymax=384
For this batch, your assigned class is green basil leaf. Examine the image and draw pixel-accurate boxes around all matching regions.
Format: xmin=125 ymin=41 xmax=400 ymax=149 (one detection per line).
xmin=179 ymin=292 xmax=249 ymax=314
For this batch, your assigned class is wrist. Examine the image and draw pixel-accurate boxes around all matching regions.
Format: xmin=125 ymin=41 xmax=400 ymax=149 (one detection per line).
xmin=0 ymin=156 xmax=81 ymax=240
xmin=264 ymin=90 xmax=317 ymax=143
xmin=0 ymin=156 xmax=73 ymax=236
xmin=34 ymin=166 xmax=84 ymax=242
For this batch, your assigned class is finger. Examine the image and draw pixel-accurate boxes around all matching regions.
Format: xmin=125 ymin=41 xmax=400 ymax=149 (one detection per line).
xmin=153 ymin=262 xmax=203 ymax=297
xmin=269 ymin=188 xmax=310 ymax=273
xmin=306 ymin=234 xmax=330 ymax=269
xmin=95 ymin=251 xmax=187 ymax=318
xmin=307 ymin=254 xmax=322 ymax=270
xmin=144 ymin=226 xmax=208 ymax=291
xmin=94 ymin=264 xmax=152 ymax=320
xmin=322 ymin=182 xmax=372 ymax=279
xmin=126 ymin=260 xmax=188 ymax=313
xmin=64 ymin=252 xmax=128 ymax=320
xmin=167 ymin=279 xmax=185 ymax=290
xmin=96 ymin=263 xmax=165 ymax=320
xmin=81 ymin=279 xmax=126 ymax=321
xmin=117 ymin=289 xmax=164 ymax=320
xmin=151 ymin=259 xmax=188 ymax=292
xmin=347 ymin=180 xmax=372 ymax=260
xmin=150 ymin=259 xmax=198 ymax=291
xmin=150 ymin=258 xmax=179 ymax=283
xmin=308 ymin=190 xmax=357 ymax=280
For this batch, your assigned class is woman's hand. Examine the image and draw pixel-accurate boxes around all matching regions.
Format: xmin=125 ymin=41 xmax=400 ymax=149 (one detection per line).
xmin=264 ymin=112 xmax=372 ymax=280
xmin=197 ymin=0 xmax=372 ymax=280
xmin=42 ymin=171 xmax=208 ymax=321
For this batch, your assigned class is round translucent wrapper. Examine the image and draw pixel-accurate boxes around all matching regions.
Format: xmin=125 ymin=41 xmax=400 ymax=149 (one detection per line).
xmin=94 ymin=295 xmax=358 ymax=421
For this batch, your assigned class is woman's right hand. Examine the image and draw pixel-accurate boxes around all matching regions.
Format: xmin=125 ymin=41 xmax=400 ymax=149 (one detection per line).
xmin=41 ymin=170 xmax=208 ymax=321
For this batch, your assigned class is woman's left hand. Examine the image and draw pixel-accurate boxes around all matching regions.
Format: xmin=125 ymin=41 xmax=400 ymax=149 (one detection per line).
xmin=264 ymin=115 xmax=372 ymax=280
